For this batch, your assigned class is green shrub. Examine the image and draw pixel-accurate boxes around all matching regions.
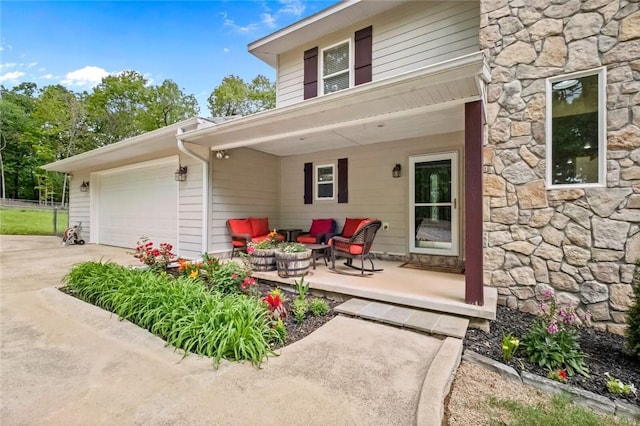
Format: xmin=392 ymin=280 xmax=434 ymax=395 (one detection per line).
xmin=211 ymin=261 xmax=249 ymax=294
xmin=310 ymin=298 xmax=329 ymax=316
xmin=626 ymin=261 xmax=640 ymax=358
xmin=294 ymin=276 xmax=309 ymax=301
xmin=292 ymin=299 xmax=308 ymax=324
xmin=521 ymin=289 xmax=589 ymax=377
xmin=273 ymin=318 xmax=287 ymax=342
xmin=64 ymin=261 xmax=280 ymax=367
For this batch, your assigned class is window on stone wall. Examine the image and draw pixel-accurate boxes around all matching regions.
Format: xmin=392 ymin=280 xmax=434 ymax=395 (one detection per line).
xmin=546 ymin=67 xmax=606 ymax=188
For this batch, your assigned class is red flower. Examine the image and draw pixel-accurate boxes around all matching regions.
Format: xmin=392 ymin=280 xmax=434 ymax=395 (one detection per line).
xmin=247 ymin=247 xmax=255 ymax=254
xmin=558 ymin=370 xmax=567 ymax=380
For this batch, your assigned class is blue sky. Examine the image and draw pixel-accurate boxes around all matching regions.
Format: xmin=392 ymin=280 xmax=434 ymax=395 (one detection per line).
xmin=0 ymin=0 xmax=336 ymax=113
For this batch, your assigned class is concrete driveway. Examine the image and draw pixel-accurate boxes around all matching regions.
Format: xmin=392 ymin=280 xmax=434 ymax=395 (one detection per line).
xmin=1 ymin=236 xmax=452 ymax=425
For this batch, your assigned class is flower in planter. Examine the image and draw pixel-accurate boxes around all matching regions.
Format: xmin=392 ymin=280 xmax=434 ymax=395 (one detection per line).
xmin=248 ymin=229 xmax=282 ymax=251
xmin=278 ymin=242 xmax=309 ymax=253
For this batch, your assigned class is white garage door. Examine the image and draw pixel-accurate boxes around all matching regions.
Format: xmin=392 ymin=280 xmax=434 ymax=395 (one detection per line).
xmin=97 ymin=159 xmax=178 ymax=249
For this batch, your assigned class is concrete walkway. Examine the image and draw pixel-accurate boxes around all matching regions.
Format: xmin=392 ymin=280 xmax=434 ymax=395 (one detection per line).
xmin=1 ymin=236 xmax=460 ymax=425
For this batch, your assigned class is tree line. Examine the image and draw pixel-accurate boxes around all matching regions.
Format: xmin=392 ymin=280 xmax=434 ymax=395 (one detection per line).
xmin=0 ymin=72 xmax=275 ymax=205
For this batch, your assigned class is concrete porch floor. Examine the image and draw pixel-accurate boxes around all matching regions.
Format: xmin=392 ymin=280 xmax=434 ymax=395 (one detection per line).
xmin=252 ymin=259 xmax=497 ymax=322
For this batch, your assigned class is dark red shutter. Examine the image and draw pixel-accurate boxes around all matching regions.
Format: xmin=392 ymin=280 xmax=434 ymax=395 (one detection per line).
xmin=303 ymin=47 xmax=318 ymax=99
xmin=354 ymin=26 xmax=372 ymax=86
xmin=338 ymin=158 xmax=348 ymax=204
xmin=304 ymin=162 xmax=313 ymax=204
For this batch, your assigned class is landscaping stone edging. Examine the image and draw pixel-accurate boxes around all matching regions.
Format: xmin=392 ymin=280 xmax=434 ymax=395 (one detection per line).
xmin=462 ymin=350 xmax=640 ymax=421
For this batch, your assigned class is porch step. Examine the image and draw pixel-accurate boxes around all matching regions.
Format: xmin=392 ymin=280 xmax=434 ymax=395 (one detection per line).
xmin=334 ymin=298 xmax=469 ymax=339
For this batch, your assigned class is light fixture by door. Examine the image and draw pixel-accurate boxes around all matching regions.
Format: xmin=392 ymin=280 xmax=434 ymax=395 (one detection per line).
xmin=216 ymin=150 xmax=230 ymax=159
xmin=392 ymin=163 xmax=401 ymax=178
xmin=80 ymin=181 xmax=90 ymax=192
xmin=174 ymin=166 xmax=188 ymax=181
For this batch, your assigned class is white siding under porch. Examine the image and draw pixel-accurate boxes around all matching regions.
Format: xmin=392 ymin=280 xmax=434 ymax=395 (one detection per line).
xmin=178 ymin=147 xmax=210 ymax=259
xmin=209 ymin=148 xmax=281 ymax=255
xmin=69 ymin=173 xmax=91 ymax=241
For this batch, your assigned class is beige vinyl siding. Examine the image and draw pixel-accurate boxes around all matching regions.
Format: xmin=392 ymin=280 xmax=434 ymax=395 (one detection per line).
xmin=275 ymin=1 xmax=479 ymax=108
xmin=178 ymin=148 xmax=209 ymax=259
xmin=209 ymin=148 xmax=281 ymax=255
xmin=279 ymin=132 xmax=465 ymax=256
xmin=69 ymin=173 xmax=91 ymax=242
xmin=373 ymin=1 xmax=479 ymax=81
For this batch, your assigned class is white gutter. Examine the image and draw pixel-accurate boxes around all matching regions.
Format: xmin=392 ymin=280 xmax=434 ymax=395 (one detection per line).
xmin=177 ymin=127 xmax=209 ymax=255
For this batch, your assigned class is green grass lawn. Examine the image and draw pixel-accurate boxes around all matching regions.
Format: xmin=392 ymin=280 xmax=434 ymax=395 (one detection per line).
xmin=0 ymin=207 xmax=69 ymax=235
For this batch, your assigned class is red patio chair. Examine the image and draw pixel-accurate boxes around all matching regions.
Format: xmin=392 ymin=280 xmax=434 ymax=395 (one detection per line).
xmin=329 ymin=219 xmax=383 ymax=275
xmin=296 ymin=218 xmax=336 ymax=244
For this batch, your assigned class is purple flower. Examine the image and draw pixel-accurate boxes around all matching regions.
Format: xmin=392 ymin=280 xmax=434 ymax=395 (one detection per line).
xmin=542 ymin=288 xmax=553 ymax=299
xmin=547 ymin=321 xmax=559 ymax=334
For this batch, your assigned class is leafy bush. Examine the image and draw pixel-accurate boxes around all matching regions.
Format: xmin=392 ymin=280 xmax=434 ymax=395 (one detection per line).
xmin=132 ymin=237 xmax=175 ymax=270
xmin=310 ymin=298 xmax=329 ymax=316
xmin=501 ymin=333 xmax=519 ymax=362
xmin=295 ymin=277 xmax=309 ymax=301
xmin=211 ymin=261 xmax=250 ymax=295
xmin=292 ymin=299 xmax=308 ymax=324
xmin=199 ymin=252 xmax=221 ymax=280
xmin=64 ymin=261 xmax=280 ymax=367
xmin=626 ymin=261 xmax=640 ymax=358
xmin=521 ymin=289 xmax=589 ymax=377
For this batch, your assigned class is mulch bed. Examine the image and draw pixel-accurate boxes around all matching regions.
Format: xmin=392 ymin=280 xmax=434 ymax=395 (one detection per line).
xmin=464 ymin=305 xmax=639 ymax=405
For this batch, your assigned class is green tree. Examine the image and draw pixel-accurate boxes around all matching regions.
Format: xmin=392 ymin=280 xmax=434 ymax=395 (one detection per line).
xmin=0 ymin=83 xmax=40 ymax=200
xmin=85 ymin=70 xmax=150 ymax=145
xmin=141 ymin=80 xmax=199 ymax=129
xmin=207 ymin=74 xmax=275 ymax=117
xmin=33 ymin=85 xmax=89 ymax=206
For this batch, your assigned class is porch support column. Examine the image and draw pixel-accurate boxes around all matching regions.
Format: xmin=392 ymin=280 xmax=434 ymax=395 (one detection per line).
xmin=464 ymin=100 xmax=484 ymax=306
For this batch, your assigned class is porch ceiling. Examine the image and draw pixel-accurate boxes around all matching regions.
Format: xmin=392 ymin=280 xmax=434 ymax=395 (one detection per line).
xmin=181 ymin=52 xmax=489 ymax=157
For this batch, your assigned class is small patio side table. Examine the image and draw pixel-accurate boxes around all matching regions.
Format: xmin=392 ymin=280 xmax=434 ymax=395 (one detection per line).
xmin=278 ymin=229 xmax=302 ymax=242
xmin=304 ymin=243 xmax=329 ymax=269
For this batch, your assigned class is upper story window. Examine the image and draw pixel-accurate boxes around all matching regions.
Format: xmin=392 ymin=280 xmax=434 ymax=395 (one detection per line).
xmin=322 ymin=40 xmax=351 ymax=95
xmin=316 ymin=164 xmax=335 ymax=200
xmin=546 ymin=67 xmax=606 ymax=188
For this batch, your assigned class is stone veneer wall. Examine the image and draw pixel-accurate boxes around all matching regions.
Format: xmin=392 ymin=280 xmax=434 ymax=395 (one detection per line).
xmin=480 ymin=0 xmax=640 ymax=334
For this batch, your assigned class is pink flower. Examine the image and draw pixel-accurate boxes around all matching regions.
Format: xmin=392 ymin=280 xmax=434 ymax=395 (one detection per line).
xmin=542 ymin=288 xmax=553 ymax=299
xmin=232 ymin=273 xmax=238 ymax=279
xmin=547 ymin=321 xmax=559 ymax=334
xmin=247 ymin=247 xmax=255 ymax=254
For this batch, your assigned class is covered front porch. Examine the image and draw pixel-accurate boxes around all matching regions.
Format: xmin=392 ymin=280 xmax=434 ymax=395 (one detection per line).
xmin=252 ymin=259 xmax=497 ymax=324
xmin=180 ymin=52 xmax=491 ymax=309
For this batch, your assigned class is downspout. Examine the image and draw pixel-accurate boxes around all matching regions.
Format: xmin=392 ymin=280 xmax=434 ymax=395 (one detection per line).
xmin=176 ymin=128 xmax=209 ymax=255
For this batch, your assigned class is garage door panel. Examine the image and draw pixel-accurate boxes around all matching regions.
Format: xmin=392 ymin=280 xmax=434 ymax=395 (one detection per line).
xmin=98 ymin=161 xmax=178 ymax=249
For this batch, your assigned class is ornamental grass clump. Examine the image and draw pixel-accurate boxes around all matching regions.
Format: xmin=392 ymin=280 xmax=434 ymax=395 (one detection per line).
xmin=64 ymin=261 xmax=280 ymax=367
xmin=521 ymin=288 xmax=590 ymax=377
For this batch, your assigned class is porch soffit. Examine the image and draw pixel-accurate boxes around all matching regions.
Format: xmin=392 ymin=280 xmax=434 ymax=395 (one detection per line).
xmin=182 ymin=52 xmax=489 ymax=157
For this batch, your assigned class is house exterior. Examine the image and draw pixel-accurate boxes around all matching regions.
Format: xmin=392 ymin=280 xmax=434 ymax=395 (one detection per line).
xmin=43 ymin=0 xmax=640 ymax=331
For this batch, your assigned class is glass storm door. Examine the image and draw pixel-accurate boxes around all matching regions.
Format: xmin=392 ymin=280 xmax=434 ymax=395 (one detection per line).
xmin=410 ymin=152 xmax=459 ymax=256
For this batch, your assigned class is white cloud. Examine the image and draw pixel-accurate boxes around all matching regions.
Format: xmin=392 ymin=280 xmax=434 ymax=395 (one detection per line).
xmin=27 ymin=62 xmax=37 ymax=68
xmin=40 ymin=73 xmax=57 ymax=80
xmin=38 ymin=67 xmax=45 ymax=72
xmin=61 ymin=65 xmax=109 ymax=88
xmin=223 ymin=18 xmax=259 ymax=33
xmin=0 ymin=71 xmax=25 ymax=83
xmin=223 ymin=47 xmax=230 ymax=53
xmin=279 ymin=0 xmax=305 ymax=17
xmin=0 ymin=62 xmax=16 ymax=70
xmin=261 ymin=13 xmax=276 ymax=28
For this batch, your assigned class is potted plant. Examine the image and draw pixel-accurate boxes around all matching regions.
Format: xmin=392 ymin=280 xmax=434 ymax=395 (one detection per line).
xmin=247 ymin=230 xmax=281 ymax=271
xmin=275 ymin=242 xmax=312 ymax=278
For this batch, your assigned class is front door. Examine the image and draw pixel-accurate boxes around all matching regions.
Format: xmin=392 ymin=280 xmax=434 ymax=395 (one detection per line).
xmin=409 ymin=152 xmax=458 ymax=256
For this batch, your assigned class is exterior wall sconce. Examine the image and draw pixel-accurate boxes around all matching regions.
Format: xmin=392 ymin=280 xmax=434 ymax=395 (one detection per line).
xmin=392 ymin=164 xmax=402 ymax=178
xmin=216 ymin=150 xmax=230 ymax=160
xmin=80 ymin=181 xmax=90 ymax=192
xmin=174 ymin=166 xmax=188 ymax=182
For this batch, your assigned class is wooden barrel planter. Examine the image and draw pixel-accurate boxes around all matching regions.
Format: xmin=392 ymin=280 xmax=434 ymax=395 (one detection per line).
xmin=275 ymin=249 xmax=312 ymax=278
xmin=250 ymin=248 xmax=277 ymax=271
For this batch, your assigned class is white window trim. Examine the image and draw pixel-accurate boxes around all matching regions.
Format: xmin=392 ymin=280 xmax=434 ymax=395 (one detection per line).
xmin=315 ymin=163 xmax=335 ymax=201
xmin=320 ymin=39 xmax=352 ymax=96
xmin=545 ymin=67 xmax=607 ymax=190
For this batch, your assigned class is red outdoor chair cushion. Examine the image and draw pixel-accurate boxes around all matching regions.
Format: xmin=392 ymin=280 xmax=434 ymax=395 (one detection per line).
xmin=249 ymin=217 xmax=270 ymax=237
xmin=228 ymin=219 xmax=252 ymax=236
xmin=309 ymin=218 xmax=334 ymax=237
xmin=332 ymin=240 xmax=364 ymax=255
xmin=342 ymin=218 xmax=366 ymax=238
xmin=297 ymin=234 xmax=318 ymax=244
